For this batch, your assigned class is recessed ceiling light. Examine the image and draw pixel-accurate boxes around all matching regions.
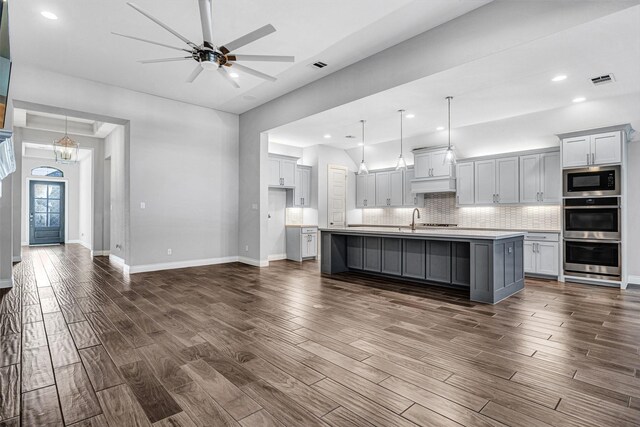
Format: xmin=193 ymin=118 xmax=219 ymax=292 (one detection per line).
xmin=405 ymin=114 xmax=415 ymax=119
xmin=358 ymin=142 xmax=364 ymax=146
xmin=229 ymin=72 xmax=239 ymax=79
xmin=41 ymin=11 xmax=58 ymax=20
xmin=551 ymin=74 xmax=567 ymax=82
xmin=323 ymin=134 xmax=331 ymax=139
xmin=436 ymin=126 xmax=445 ymax=131
xmin=572 ymin=97 xmax=586 ymax=103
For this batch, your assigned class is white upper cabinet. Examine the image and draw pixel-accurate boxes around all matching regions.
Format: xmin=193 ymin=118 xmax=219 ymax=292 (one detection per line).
xmin=520 ymin=152 xmax=560 ymax=204
xmin=474 ymin=159 xmax=496 ymax=204
xmin=414 ymin=148 xmax=452 ymax=178
xmin=268 ymin=155 xmax=298 ymax=187
xmin=403 ymin=168 xmax=424 ymax=207
xmin=356 ymin=174 xmax=376 ymax=208
xmin=455 ymin=162 xmax=474 ymax=206
xmin=562 ymin=131 xmax=621 ymax=168
xmin=496 ymin=157 xmax=519 ymax=204
xmin=375 ymin=170 xmax=403 ymax=207
xmin=293 ymin=166 xmax=311 ymax=207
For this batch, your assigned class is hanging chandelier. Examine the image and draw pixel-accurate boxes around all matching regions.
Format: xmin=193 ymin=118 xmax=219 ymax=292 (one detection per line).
xmin=443 ymin=96 xmax=456 ymax=165
xmin=395 ymin=109 xmax=407 ymax=171
xmin=357 ymin=119 xmax=369 ymax=175
xmin=53 ymin=116 xmax=79 ymax=164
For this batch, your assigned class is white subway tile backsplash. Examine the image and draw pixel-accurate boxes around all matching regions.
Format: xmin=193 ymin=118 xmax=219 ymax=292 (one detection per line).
xmin=361 ymin=193 xmax=560 ymax=231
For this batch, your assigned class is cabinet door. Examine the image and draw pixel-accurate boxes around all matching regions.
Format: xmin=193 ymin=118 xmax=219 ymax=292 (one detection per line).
xmin=451 ymin=242 xmax=470 ymax=286
xmin=414 ymin=153 xmax=431 ymax=178
xmin=375 ymin=172 xmax=390 ymax=207
xmin=540 ymin=152 xmax=560 ymax=203
xmin=562 ymin=136 xmax=590 ymax=168
xmin=455 ymin=162 xmax=474 ymax=205
xmin=474 ymin=160 xmax=496 ymax=204
xmin=536 ymin=242 xmax=558 ymax=276
xmin=519 ymin=154 xmax=540 ymax=204
xmin=294 ymin=168 xmax=303 ymax=206
xmin=403 ymin=169 xmax=423 ymax=207
xmin=389 ymin=170 xmax=404 ymax=206
xmin=280 ymin=160 xmax=296 ymax=187
xmin=426 ymin=241 xmax=451 ymax=283
xmin=365 ymin=174 xmax=377 ymax=207
xmin=268 ymin=158 xmax=281 ymax=186
xmin=430 ymin=150 xmax=451 ymax=177
xmin=356 ymin=174 xmax=366 ymax=208
xmin=347 ymin=236 xmax=363 ymax=269
xmin=403 ymin=239 xmax=426 ymax=279
xmin=496 ymin=157 xmax=519 ymax=204
xmin=305 ymin=233 xmax=317 ymax=258
xmin=301 ymin=168 xmax=311 ymax=207
xmin=363 ymin=237 xmax=382 ymax=272
xmin=301 ymin=234 xmax=310 ymax=258
xmin=523 ymin=241 xmax=535 ymax=273
xmin=592 ymin=131 xmax=621 ymax=165
xmin=381 ymin=238 xmax=402 ymax=276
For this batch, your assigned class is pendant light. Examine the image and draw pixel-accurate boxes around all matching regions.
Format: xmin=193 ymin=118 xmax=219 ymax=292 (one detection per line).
xmin=443 ymin=96 xmax=456 ymax=165
xmin=357 ymin=119 xmax=369 ymax=175
xmin=395 ymin=109 xmax=407 ymax=171
xmin=53 ymin=116 xmax=79 ymax=164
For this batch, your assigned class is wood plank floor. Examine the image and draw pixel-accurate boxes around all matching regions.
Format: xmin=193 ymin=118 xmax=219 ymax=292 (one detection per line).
xmin=1 ymin=244 xmax=639 ymax=426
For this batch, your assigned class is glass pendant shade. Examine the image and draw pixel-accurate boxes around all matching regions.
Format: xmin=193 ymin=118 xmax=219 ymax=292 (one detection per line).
xmin=358 ymin=160 xmax=369 ymax=175
xmin=53 ymin=117 xmax=80 ymax=164
xmin=395 ymin=155 xmax=407 ymax=171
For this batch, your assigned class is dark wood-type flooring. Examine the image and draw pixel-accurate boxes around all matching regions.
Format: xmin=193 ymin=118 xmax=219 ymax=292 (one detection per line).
xmin=1 ymin=244 xmax=640 ymax=426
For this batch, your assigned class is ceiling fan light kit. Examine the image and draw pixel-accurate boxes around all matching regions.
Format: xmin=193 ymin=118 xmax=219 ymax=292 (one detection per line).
xmin=115 ymin=0 xmax=295 ymax=88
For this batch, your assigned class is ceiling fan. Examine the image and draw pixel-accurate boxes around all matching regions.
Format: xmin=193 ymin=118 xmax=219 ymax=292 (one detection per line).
xmin=113 ymin=0 xmax=295 ymax=88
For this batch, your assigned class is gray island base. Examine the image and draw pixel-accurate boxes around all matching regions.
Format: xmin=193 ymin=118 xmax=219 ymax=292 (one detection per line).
xmin=320 ymin=227 xmax=526 ymax=304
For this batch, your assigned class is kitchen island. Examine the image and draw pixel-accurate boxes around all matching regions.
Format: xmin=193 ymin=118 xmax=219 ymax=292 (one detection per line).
xmin=320 ymin=227 xmax=526 ymax=304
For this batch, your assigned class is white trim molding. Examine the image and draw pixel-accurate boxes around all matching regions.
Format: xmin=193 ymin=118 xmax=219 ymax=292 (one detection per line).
xmin=128 ymin=256 xmax=239 ymax=274
xmin=12 ymin=256 xmax=22 ymax=263
xmin=238 ymin=257 xmax=269 ymax=267
xmin=109 ymin=254 xmax=125 ymax=267
xmin=268 ymin=253 xmax=287 ymax=261
xmin=91 ymin=250 xmax=110 ymax=257
xmin=628 ymin=275 xmax=640 ymax=285
xmin=0 ymin=276 xmax=14 ymax=289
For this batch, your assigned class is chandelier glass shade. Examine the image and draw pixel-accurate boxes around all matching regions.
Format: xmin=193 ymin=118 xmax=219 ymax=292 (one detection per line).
xmin=53 ymin=117 xmax=79 ymax=164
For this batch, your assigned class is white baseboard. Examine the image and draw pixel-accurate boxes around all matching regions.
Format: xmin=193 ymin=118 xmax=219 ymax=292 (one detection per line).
xmin=21 ymin=241 xmax=28 ymax=246
xmin=0 ymin=276 xmax=14 ymax=289
xmin=128 ymin=256 xmax=239 ymax=274
xmin=238 ymin=256 xmax=269 ymax=267
xmin=12 ymin=256 xmax=21 ymax=263
xmin=628 ymin=275 xmax=640 ymax=285
xmin=67 ymin=240 xmax=83 ymax=244
xmin=109 ymin=254 xmax=125 ymax=267
xmin=268 ymin=253 xmax=287 ymax=261
xmin=91 ymin=250 xmax=110 ymax=257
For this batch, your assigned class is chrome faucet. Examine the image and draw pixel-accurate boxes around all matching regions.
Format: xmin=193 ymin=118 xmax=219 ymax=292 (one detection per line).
xmin=411 ymin=208 xmax=421 ymax=231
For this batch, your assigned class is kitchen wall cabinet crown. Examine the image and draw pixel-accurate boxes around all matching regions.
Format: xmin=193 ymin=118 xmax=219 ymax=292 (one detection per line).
xmin=561 ymin=130 xmax=622 ymax=168
xmin=268 ymin=154 xmax=298 ymax=187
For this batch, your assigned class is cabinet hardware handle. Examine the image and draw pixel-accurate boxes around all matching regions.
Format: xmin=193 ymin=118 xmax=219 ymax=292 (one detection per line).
xmin=586 ymin=153 xmax=590 ymax=165
xmin=540 ymin=192 xmax=543 ymax=201
xmin=592 ymin=153 xmax=595 ymax=165
xmin=457 ymin=195 xmax=460 ymax=204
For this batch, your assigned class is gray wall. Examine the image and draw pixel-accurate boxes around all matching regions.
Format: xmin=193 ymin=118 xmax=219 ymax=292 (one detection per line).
xmin=628 ymin=140 xmax=640 ymax=281
xmin=105 ymin=126 xmax=126 ymax=259
xmin=238 ymin=0 xmax=636 ymax=264
xmin=0 ymin=93 xmax=15 ymax=285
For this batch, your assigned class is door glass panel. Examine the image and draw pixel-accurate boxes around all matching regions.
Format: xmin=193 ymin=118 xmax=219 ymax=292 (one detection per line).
xmin=48 ymin=185 xmax=61 ymax=199
xmin=35 ymin=214 xmax=47 ymax=227
xmin=48 ymin=214 xmax=60 ymax=227
xmin=35 ymin=199 xmax=48 ymax=212
xmin=47 ymin=200 xmax=60 ymax=213
xmin=34 ymin=184 xmax=48 ymax=199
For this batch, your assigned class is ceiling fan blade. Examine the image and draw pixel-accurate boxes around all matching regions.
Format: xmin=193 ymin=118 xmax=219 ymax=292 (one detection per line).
xmin=218 ymin=67 xmax=240 ymax=89
xmin=138 ymin=57 xmax=192 ymax=64
xmin=111 ymin=32 xmax=191 ymax=52
xmin=219 ymin=24 xmax=276 ymax=54
xmin=127 ymin=2 xmax=197 ymax=47
xmin=186 ymin=65 xmax=204 ymax=83
xmin=229 ymin=54 xmax=295 ymax=63
xmin=198 ymin=0 xmax=214 ymax=43
xmin=230 ymin=63 xmax=277 ymax=82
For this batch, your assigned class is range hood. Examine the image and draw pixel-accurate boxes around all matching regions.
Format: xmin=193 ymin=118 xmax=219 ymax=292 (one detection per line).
xmin=410 ymin=176 xmax=456 ymax=194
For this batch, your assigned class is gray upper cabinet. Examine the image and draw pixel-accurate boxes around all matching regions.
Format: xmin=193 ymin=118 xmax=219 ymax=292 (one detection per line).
xmin=562 ymin=131 xmax=621 ymax=168
xmin=268 ymin=154 xmax=297 ymax=187
xmin=375 ymin=170 xmax=403 ymax=207
xmin=414 ymin=148 xmax=452 ymax=179
xmin=356 ymin=173 xmax=376 ymax=208
xmin=403 ymin=168 xmax=424 ymax=207
xmin=293 ymin=166 xmax=311 ymax=207
xmin=475 ymin=159 xmax=496 ymax=204
xmin=474 ymin=157 xmax=518 ymax=204
xmin=455 ymin=162 xmax=474 ymax=206
xmin=520 ymin=152 xmax=560 ymax=204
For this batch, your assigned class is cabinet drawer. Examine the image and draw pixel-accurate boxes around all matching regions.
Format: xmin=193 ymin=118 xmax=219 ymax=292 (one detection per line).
xmin=525 ymin=232 xmax=559 ymax=242
xmin=302 ymin=228 xmax=317 ymax=234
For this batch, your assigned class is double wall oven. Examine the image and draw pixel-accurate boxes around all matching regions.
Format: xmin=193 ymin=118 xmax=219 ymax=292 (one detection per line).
xmin=563 ymin=166 xmax=621 ymax=280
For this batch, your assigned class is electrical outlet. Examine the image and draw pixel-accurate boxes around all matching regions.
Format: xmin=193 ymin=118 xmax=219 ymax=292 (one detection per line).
xmin=167 ymin=248 xmax=172 ymax=255
xmin=245 ymin=245 xmax=249 ymax=252
xmin=140 ymin=202 xmax=146 ymax=209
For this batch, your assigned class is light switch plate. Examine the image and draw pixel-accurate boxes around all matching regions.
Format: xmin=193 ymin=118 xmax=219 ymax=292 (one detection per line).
xmin=140 ymin=202 xmax=146 ymax=209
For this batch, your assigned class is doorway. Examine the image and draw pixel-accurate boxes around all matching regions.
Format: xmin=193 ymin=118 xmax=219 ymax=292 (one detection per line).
xmin=268 ymin=188 xmax=287 ymax=260
xmin=327 ymin=165 xmax=347 ymax=228
xmin=29 ymin=180 xmax=65 ymax=245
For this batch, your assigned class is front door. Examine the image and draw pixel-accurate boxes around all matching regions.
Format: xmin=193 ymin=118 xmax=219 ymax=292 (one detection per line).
xmin=29 ymin=180 xmax=65 ymax=245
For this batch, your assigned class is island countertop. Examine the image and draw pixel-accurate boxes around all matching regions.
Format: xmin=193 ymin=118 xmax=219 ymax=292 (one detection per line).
xmin=319 ymin=227 xmax=526 ymax=240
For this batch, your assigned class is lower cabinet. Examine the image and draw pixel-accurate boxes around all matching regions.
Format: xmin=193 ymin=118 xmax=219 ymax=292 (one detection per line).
xmin=451 ymin=242 xmax=471 ymax=286
xmin=346 ymin=236 xmax=363 ymax=270
xmin=403 ymin=240 xmax=426 ymax=279
xmin=524 ymin=233 xmax=559 ymax=276
xmin=381 ymin=238 xmax=402 ymax=276
xmin=363 ymin=237 xmax=382 ymax=272
xmin=426 ymin=241 xmax=451 ymax=283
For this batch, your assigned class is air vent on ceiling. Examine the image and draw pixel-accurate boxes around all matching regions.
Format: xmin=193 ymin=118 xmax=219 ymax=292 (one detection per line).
xmin=590 ymin=74 xmax=615 ymax=86
xmin=311 ymin=61 xmax=328 ymax=69
xmin=345 ymin=135 xmax=356 ymax=139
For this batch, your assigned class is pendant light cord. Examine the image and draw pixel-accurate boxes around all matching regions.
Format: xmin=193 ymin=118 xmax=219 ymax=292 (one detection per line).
xmin=399 ymin=110 xmax=404 ymax=157
xmin=446 ymin=96 xmax=452 ymax=149
xmin=361 ymin=120 xmax=366 ymax=162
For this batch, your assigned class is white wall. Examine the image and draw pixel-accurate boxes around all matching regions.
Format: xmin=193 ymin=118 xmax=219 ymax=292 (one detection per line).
xmin=627 ymin=140 xmax=640 ymax=281
xmin=267 ymin=189 xmax=286 ymax=260
xmin=268 ymin=142 xmax=304 ymax=159
xmin=11 ymin=64 xmax=239 ymax=270
xmin=78 ymin=153 xmax=92 ymax=249
xmin=0 ymin=90 xmax=14 ymax=284
xmin=20 ymin=156 xmax=80 ymax=244
xmin=105 ymin=126 xmax=126 ymax=259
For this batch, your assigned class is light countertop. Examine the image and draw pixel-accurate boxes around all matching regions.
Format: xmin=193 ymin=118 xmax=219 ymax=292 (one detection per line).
xmin=320 ymin=226 xmax=525 ymax=240
xmin=347 ymin=224 xmax=560 ymax=234
xmin=285 ymin=224 xmax=318 ymax=228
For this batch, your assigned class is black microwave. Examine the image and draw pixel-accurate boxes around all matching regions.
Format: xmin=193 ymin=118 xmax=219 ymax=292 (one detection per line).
xmin=563 ymin=166 xmax=620 ymax=197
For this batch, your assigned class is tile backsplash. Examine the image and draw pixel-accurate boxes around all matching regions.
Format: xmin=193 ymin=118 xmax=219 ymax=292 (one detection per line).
xmin=361 ymin=193 xmax=561 ymax=231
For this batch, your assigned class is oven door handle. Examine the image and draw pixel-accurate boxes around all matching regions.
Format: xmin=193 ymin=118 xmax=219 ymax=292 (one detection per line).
xmin=563 ymin=206 xmax=620 ymax=209
xmin=563 ymin=238 xmax=621 ymax=244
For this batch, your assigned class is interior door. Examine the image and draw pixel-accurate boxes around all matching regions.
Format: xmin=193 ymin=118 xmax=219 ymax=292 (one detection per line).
xmin=327 ymin=165 xmax=347 ymax=227
xmin=29 ymin=181 xmax=65 ymax=245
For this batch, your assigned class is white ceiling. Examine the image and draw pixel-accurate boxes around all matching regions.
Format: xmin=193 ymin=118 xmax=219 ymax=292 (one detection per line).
xmin=14 ymin=109 xmax=119 ymax=138
xmin=269 ymin=6 xmax=640 ymax=155
xmin=10 ymin=0 xmax=489 ymax=114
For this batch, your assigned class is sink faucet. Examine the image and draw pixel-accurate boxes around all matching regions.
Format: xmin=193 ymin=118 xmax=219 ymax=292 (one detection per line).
xmin=411 ymin=208 xmax=421 ymax=231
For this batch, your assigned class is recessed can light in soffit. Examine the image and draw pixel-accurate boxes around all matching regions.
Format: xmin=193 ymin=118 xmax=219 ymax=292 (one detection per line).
xmin=41 ymin=11 xmax=58 ymax=20
xmin=552 ymin=74 xmax=567 ymax=82
xmin=405 ymin=114 xmax=415 ymax=119
xmin=323 ymin=134 xmax=331 ymax=139
xmin=572 ymin=97 xmax=586 ymax=103
xmin=436 ymin=126 xmax=445 ymax=131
